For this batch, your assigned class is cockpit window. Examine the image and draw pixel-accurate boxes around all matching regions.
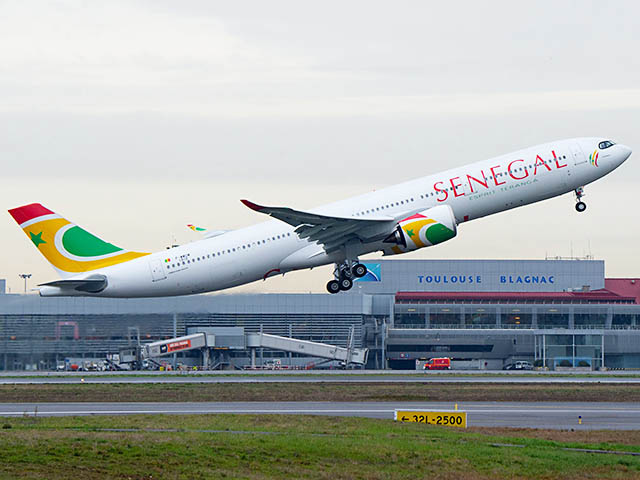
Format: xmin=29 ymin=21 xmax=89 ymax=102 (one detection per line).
xmin=599 ymin=140 xmax=615 ymax=149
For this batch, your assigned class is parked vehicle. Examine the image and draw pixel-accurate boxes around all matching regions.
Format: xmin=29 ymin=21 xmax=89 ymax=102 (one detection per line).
xmin=423 ymin=357 xmax=451 ymax=370
xmin=504 ymin=361 xmax=533 ymax=370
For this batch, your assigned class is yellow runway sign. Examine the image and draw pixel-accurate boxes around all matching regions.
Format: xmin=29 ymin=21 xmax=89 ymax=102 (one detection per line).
xmin=394 ymin=410 xmax=467 ymax=428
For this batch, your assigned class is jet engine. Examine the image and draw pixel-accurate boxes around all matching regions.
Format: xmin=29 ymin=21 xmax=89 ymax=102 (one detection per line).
xmin=382 ymin=205 xmax=457 ymax=255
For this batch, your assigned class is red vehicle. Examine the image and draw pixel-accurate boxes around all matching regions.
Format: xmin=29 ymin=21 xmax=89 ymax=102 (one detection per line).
xmin=423 ymin=357 xmax=451 ymax=370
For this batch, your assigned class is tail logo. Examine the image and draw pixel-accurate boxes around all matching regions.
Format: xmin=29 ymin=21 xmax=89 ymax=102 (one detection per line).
xmin=9 ymin=203 xmax=149 ymax=275
xmin=29 ymin=231 xmax=46 ymax=247
xmin=590 ymin=150 xmax=599 ymax=167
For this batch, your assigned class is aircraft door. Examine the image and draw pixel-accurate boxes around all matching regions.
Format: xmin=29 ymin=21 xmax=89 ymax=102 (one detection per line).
xmin=570 ymin=143 xmax=586 ymax=166
xmin=149 ymin=259 xmax=167 ymax=282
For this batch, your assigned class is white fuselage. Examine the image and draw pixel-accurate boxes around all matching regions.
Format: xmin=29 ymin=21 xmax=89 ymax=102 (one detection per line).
xmin=44 ymin=137 xmax=630 ymax=297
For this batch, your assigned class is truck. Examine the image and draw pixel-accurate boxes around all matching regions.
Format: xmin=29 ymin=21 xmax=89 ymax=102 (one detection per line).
xmin=423 ymin=357 xmax=451 ymax=370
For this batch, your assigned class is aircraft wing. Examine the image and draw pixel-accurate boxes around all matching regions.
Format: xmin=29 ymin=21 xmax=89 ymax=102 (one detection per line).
xmin=241 ymin=199 xmax=396 ymax=253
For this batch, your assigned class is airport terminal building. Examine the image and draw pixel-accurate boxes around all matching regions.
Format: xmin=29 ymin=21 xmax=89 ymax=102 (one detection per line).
xmin=1 ymin=258 xmax=640 ymax=370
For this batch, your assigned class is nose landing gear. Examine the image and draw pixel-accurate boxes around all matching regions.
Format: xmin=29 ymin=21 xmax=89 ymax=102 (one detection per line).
xmin=326 ymin=260 xmax=368 ymax=294
xmin=574 ymin=187 xmax=587 ymax=213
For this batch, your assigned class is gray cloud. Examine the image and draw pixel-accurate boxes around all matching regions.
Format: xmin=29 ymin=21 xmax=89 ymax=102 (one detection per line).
xmin=0 ymin=0 xmax=638 ymax=293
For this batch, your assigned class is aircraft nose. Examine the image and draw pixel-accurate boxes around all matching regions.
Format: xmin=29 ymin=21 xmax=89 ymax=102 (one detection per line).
xmin=619 ymin=144 xmax=632 ymax=161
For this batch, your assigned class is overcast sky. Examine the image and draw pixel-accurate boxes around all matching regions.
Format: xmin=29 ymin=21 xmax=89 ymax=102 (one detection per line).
xmin=1 ymin=0 xmax=639 ymax=293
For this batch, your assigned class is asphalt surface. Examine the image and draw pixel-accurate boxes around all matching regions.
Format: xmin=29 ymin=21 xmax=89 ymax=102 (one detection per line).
xmin=1 ymin=401 xmax=638 ymax=430
xmin=1 ymin=374 xmax=639 ymax=384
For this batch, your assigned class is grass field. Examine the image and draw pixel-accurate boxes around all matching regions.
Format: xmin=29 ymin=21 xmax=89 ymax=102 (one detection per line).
xmin=1 ymin=382 xmax=640 ymax=403
xmin=0 ymin=414 xmax=638 ymax=479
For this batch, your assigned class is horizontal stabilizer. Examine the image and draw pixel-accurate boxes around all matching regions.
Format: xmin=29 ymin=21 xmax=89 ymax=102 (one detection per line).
xmin=39 ymin=275 xmax=108 ymax=293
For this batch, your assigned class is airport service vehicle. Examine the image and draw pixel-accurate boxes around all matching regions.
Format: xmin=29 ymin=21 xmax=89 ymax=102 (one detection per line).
xmin=8 ymin=138 xmax=631 ymax=298
xmin=423 ymin=358 xmax=451 ymax=370
xmin=504 ymin=361 xmax=534 ymax=371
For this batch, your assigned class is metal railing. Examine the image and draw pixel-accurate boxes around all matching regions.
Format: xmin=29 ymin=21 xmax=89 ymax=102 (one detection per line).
xmin=392 ymin=323 xmax=640 ymax=330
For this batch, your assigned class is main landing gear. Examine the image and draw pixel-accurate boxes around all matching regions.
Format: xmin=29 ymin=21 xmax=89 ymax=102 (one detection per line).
xmin=574 ymin=187 xmax=587 ymax=213
xmin=326 ymin=261 xmax=368 ymax=294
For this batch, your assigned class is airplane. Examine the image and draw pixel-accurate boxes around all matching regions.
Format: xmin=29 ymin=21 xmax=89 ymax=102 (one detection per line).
xmin=8 ymin=137 xmax=631 ymax=298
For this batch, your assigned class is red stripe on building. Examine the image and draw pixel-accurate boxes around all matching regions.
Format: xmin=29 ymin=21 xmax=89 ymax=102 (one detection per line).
xmin=7 ymin=203 xmax=55 ymax=225
xmin=395 ymin=290 xmax=637 ymax=304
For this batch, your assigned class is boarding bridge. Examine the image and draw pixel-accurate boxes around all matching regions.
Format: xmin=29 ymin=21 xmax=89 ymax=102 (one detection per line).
xmin=138 ymin=328 xmax=368 ymax=368
xmin=246 ymin=332 xmax=368 ymax=366
xmin=144 ymin=333 xmax=208 ymax=358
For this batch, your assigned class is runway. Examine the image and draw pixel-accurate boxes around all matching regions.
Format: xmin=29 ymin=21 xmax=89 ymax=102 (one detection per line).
xmin=1 ymin=401 xmax=638 ymax=430
xmin=1 ymin=373 xmax=639 ymax=384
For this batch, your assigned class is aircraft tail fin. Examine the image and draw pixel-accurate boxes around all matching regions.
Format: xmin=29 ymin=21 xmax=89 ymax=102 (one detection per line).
xmin=8 ymin=203 xmax=149 ymax=278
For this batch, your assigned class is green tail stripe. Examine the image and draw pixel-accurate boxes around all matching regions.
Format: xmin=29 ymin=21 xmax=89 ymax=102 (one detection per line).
xmin=62 ymin=226 xmax=123 ymax=257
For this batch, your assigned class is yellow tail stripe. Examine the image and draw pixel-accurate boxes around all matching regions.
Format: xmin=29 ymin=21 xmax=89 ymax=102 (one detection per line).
xmin=22 ymin=218 xmax=149 ymax=273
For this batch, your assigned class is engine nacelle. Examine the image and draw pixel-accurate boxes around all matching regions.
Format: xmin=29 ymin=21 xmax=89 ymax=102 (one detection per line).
xmin=383 ymin=205 xmax=457 ymax=255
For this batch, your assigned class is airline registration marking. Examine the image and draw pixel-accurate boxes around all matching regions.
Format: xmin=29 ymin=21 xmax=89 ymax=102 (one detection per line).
xmin=394 ymin=410 xmax=467 ymax=428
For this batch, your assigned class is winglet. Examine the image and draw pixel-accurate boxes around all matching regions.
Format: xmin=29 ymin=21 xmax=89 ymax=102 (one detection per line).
xmin=240 ymin=199 xmax=265 ymax=212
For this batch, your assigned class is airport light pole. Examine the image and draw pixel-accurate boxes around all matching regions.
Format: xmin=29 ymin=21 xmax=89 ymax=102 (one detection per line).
xmin=18 ymin=273 xmax=32 ymax=294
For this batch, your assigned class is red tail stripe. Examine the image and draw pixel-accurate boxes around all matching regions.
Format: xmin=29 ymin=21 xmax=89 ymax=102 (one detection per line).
xmin=8 ymin=203 xmax=55 ymax=225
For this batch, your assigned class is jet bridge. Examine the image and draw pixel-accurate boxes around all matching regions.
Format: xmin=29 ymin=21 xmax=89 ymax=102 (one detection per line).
xmin=138 ymin=328 xmax=368 ymax=369
xmin=144 ymin=333 xmax=208 ymax=358
xmin=246 ymin=332 xmax=368 ymax=366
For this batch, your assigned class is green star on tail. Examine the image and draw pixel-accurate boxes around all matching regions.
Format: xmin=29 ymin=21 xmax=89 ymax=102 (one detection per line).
xmin=29 ymin=231 xmax=46 ymax=247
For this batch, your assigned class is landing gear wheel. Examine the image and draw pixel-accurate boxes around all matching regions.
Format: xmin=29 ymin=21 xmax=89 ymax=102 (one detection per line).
xmin=339 ymin=277 xmax=353 ymax=291
xmin=353 ymin=263 xmax=368 ymax=278
xmin=326 ymin=280 xmax=341 ymax=294
xmin=575 ymin=201 xmax=587 ymax=213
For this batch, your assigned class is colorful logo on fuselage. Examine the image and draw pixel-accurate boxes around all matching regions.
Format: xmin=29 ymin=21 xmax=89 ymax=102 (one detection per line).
xmin=590 ymin=150 xmax=599 ymax=167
